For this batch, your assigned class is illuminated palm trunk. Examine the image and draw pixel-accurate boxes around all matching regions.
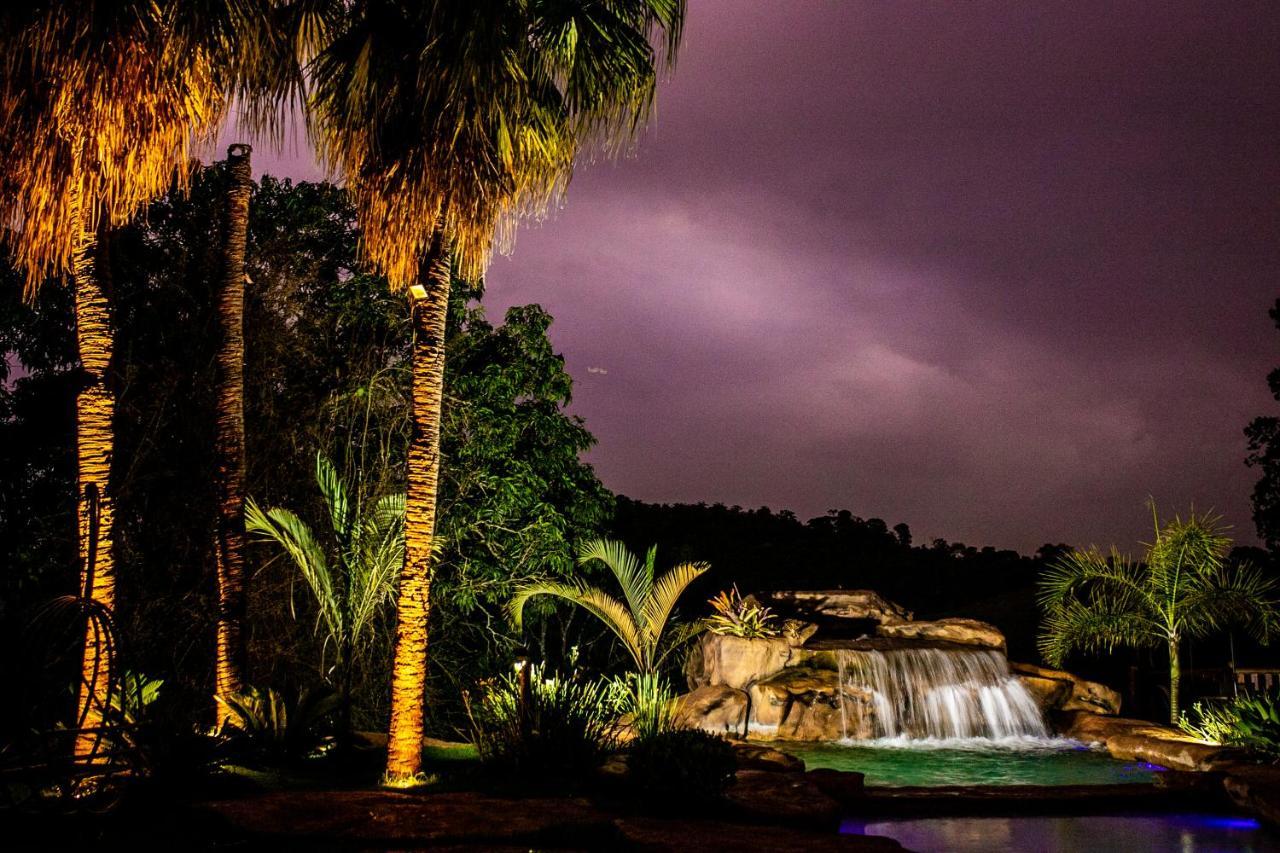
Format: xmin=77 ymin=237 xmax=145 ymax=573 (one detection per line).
xmin=73 ymin=229 xmax=116 ymax=760
xmin=213 ymin=145 xmax=253 ymax=716
xmin=385 ymin=235 xmax=451 ymax=781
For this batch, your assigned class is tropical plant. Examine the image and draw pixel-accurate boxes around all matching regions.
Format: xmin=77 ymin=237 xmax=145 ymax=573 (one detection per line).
xmin=220 ymin=685 xmax=340 ymax=765
xmin=1039 ymin=505 xmax=1280 ymax=722
xmin=509 ymin=539 xmax=708 ymax=675
xmin=306 ymin=0 xmax=685 ymax=781
xmin=707 ymin=586 xmax=780 ymax=638
xmin=246 ymin=453 xmax=404 ymax=737
xmin=606 ymin=672 xmax=678 ymax=741
xmin=627 ymin=729 xmax=736 ymax=807
xmin=1180 ymin=692 xmax=1280 ymax=761
xmin=465 ymin=664 xmax=618 ymax=783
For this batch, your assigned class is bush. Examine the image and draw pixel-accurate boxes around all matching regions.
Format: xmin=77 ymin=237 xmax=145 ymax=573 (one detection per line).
xmin=220 ymin=685 xmax=340 ymax=765
xmin=1180 ymin=691 xmax=1280 ymax=761
xmin=706 ymin=586 xmax=778 ymax=638
xmin=627 ymin=729 xmax=736 ymax=807
xmin=466 ymin=665 xmax=619 ymax=783
xmin=605 ymin=672 xmax=677 ymax=741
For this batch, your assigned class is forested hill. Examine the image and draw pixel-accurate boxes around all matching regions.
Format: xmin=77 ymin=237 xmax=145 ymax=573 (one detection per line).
xmin=609 ymin=496 xmax=1072 ymax=661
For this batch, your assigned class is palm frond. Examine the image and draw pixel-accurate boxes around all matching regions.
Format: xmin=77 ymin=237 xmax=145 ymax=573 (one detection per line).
xmin=246 ymin=498 xmax=342 ymax=643
xmin=577 ymin=538 xmax=651 ymax=620
xmin=508 ymin=579 xmax=643 ymax=668
xmin=640 ymin=560 xmax=709 ymax=641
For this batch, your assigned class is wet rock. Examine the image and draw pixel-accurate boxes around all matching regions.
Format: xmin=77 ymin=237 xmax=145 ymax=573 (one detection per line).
xmin=684 ymin=633 xmax=793 ymax=690
xmin=748 ymin=667 xmax=876 ymax=740
xmin=673 ymin=684 xmax=750 ymax=736
xmin=1222 ymin=764 xmax=1280 ymax=826
xmin=1011 ymin=662 xmax=1121 ymax=715
xmin=757 ymin=590 xmax=912 ymax=625
xmin=877 ymin=617 xmax=1006 ymax=652
xmin=724 ymin=768 xmax=844 ymax=827
xmin=731 ymin=742 xmax=806 ymax=772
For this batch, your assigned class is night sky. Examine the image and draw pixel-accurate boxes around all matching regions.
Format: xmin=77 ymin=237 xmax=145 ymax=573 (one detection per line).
xmin=228 ymin=1 xmax=1280 ymax=553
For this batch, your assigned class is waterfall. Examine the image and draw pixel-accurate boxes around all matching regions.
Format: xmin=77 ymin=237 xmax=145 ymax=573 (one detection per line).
xmin=835 ymin=647 xmax=1047 ymax=740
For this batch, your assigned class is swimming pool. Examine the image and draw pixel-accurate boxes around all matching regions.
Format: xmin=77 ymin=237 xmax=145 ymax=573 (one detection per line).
xmin=842 ymin=813 xmax=1277 ymax=852
xmin=771 ymin=736 xmax=1162 ymax=787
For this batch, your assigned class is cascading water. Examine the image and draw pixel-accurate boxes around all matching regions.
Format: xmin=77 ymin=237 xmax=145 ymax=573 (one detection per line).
xmin=835 ymin=647 xmax=1047 ymax=740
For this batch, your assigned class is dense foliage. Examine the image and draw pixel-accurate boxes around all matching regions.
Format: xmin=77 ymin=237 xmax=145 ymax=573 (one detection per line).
xmin=466 ymin=665 xmax=619 ymax=784
xmin=0 ymin=169 xmax=610 ymax=737
xmin=1247 ymin=298 xmax=1280 ymax=552
xmin=627 ymin=729 xmax=736 ymax=806
xmin=1180 ymin=692 xmax=1280 ymax=762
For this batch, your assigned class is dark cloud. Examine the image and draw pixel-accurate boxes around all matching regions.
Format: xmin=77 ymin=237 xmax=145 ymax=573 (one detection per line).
xmin=220 ymin=1 xmax=1280 ymax=552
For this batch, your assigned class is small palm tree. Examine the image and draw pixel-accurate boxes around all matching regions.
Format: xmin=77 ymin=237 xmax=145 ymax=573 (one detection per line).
xmin=508 ymin=539 xmax=708 ymax=675
xmin=246 ymin=454 xmax=405 ymax=738
xmin=1039 ymin=504 xmax=1279 ymax=723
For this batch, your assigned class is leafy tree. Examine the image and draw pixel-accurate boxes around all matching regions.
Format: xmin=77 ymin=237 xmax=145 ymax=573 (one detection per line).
xmin=509 ymin=539 xmax=707 ymax=676
xmin=0 ymin=170 xmax=611 ymax=735
xmin=1038 ymin=505 xmax=1280 ymax=722
xmin=1246 ymin=298 xmax=1280 ymax=552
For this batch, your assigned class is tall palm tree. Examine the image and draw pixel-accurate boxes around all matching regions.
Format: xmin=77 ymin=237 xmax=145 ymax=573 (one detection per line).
xmin=246 ymin=453 xmax=405 ymax=740
xmin=0 ymin=2 xmax=262 ymax=756
xmin=1039 ymin=505 xmax=1280 ymax=723
xmin=508 ymin=539 xmax=708 ymax=676
xmin=306 ymin=0 xmax=684 ymax=782
xmin=213 ymin=144 xmax=255 ymax=713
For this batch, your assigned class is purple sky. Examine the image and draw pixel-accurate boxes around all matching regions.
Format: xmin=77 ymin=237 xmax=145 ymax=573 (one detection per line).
xmin=224 ymin=1 xmax=1280 ymax=553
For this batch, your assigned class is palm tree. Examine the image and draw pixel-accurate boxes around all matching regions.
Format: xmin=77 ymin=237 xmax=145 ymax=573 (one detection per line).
xmin=1039 ymin=505 xmax=1280 ymax=723
xmin=508 ymin=539 xmax=708 ymax=676
xmin=213 ymin=144 xmax=255 ymax=713
xmin=0 ymin=2 xmax=268 ymax=756
xmin=306 ymin=0 xmax=685 ymax=781
xmin=246 ymin=453 xmax=405 ymax=740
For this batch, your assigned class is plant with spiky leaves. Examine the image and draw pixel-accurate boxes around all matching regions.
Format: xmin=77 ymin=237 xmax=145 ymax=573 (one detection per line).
xmin=509 ymin=539 xmax=707 ymax=676
xmin=246 ymin=453 xmax=404 ymax=740
xmin=1039 ymin=503 xmax=1280 ymax=723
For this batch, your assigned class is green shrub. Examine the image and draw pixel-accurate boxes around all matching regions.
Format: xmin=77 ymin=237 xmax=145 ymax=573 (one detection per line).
xmin=706 ymin=586 xmax=778 ymax=638
xmin=220 ymin=685 xmax=340 ymax=765
xmin=1180 ymin=691 xmax=1280 ymax=761
xmin=627 ymin=729 xmax=736 ymax=807
xmin=606 ymin=672 xmax=677 ymax=741
xmin=466 ymin=665 xmax=619 ymax=783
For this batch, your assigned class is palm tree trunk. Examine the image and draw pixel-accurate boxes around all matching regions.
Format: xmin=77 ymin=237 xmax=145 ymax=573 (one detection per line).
xmin=1168 ymin=636 xmax=1181 ymax=724
xmin=213 ymin=144 xmax=253 ymax=718
xmin=385 ymin=231 xmax=451 ymax=782
xmin=73 ymin=227 xmax=116 ymax=760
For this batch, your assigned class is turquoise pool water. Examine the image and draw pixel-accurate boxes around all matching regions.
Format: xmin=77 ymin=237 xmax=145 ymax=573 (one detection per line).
xmin=844 ymin=814 xmax=1277 ymax=852
xmin=772 ymin=737 xmax=1161 ymax=787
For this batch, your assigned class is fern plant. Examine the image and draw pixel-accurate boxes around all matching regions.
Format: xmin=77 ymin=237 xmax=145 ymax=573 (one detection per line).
xmin=221 ymin=685 xmax=341 ymax=765
xmin=508 ymin=539 xmax=708 ymax=675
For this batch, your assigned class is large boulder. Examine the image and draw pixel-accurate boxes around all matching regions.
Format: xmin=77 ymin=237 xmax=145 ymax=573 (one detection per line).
xmin=684 ymin=633 xmax=793 ymax=690
xmin=1011 ymin=662 xmax=1121 ymax=715
xmin=672 ymin=684 xmax=750 ymax=736
xmin=748 ymin=667 xmax=875 ymax=740
xmin=1058 ymin=711 xmax=1248 ymax=771
xmin=757 ymin=590 xmax=912 ymax=625
xmin=876 ymin=617 xmax=1006 ymax=652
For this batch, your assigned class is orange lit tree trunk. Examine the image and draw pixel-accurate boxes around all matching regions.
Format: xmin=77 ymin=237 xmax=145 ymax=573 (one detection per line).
xmin=213 ymin=144 xmax=253 ymax=718
xmin=73 ymin=226 xmax=116 ymax=759
xmin=385 ymin=232 xmax=451 ymax=782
